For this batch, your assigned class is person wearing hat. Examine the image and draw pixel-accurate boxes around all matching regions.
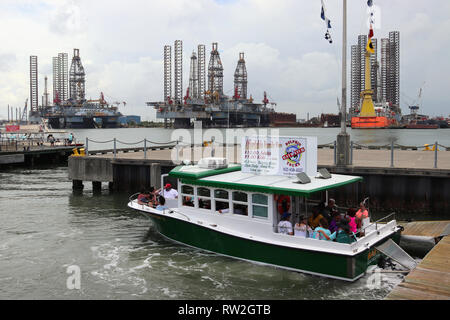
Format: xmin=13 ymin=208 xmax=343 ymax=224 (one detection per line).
xmin=278 ymin=212 xmax=293 ymax=235
xmin=294 ymin=215 xmax=313 ymax=238
xmin=160 ymin=183 xmax=178 ymax=199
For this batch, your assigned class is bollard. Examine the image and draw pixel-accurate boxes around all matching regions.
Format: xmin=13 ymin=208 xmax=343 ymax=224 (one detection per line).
xmin=434 ymin=141 xmax=438 ymax=169
xmin=85 ymin=138 xmax=89 ymax=155
xmin=333 ymin=141 xmax=337 ymax=165
xmin=390 ymin=141 xmax=394 ymax=168
xmin=113 ymin=138 xmax=117 ymax=159
xmin=144 ymin=139 xmax=147 ymax=159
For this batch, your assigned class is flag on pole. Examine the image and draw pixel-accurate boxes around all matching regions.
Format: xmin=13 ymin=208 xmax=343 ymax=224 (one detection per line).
xmin=320 ymin=0 xmax=332 ymax=43
xmin=366 ymin=24 xmax=375 ymax=54
xmin=368 ymin=25 xmax=374 ymax=39
xmin=320 ymin=0 xmax=332 ymax=29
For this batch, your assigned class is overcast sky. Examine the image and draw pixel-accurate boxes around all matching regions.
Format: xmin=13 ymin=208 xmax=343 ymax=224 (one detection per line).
xmin=0 ymin=0 xmax=449 ymax=121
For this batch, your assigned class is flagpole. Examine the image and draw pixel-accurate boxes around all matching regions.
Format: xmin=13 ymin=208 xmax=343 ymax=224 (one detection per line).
xmin=341 ymin=0 xmax=347 ymax=134
xmin=336 ymin=0 xmax=350 ymax=166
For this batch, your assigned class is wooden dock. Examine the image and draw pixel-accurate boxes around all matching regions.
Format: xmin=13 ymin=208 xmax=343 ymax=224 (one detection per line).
xmin=402 ymin=221 xmax=450 ymax=238
xmin=386 ymin=221 xmax=450 ymax=300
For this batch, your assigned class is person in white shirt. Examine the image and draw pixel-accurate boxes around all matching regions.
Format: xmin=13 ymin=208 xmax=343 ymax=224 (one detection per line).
xmin=294 ymin=215 xmax=313 ymax=238
xmin=160 ymin=183 xmax=178 ymax=199
xmin=278 ymin=212 xmax=293 ymax=235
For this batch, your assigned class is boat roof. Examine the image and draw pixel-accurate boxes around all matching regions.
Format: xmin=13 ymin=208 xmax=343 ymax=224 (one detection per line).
xmin=169 ymin=164 xmax=362 ymax=197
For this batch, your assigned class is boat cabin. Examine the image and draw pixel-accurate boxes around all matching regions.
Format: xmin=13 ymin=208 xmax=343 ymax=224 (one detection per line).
xmin=168 ymin=162 xmax=363 ymax=235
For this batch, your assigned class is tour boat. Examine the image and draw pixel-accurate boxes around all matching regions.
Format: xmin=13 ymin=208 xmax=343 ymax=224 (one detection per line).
xmin=128 ymin=136 xmax=403 ymax=281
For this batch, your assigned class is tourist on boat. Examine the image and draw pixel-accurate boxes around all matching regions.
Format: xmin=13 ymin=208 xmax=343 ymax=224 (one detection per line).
xmin=278 ymin=212 xmax=293 ymax=235
xmin=159 ymin=183 xmax=178 ymax=199
xmin=335 ymin=219 xmax=357 ymax=244
xmin=328 ymin=211 xmax=341 ymax=233
xmin=346 ymin=208 xmax=358 ymax=234
xmin=137 ymin=189 xmax=151 ymax=205
xmin=323 ymin=198 xmax=338 ymax=224
xmin=312 ymin=219 xmax=335 ymax=241
xmin=156 ymin=196 xmax=169 ymax=211
xmin=355 ymin=202 xmax=370 ymax=235
xmin=308 ymin=206 xmax=324 ymax=229
xmin=293 ymin=215 xmax=313 ymax=238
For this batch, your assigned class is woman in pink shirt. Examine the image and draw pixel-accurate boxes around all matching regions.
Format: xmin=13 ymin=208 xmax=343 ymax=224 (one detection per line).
xmin=346 ymin=208 xmax=357 ymax=234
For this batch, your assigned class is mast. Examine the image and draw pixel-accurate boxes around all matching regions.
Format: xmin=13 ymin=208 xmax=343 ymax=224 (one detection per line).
xmin=340 ymin=0 xmax=347 ymax=133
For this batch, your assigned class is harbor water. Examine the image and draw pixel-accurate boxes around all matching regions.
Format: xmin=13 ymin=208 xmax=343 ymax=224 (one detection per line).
xmin=1 ymin=127 xmax=446 ymax=299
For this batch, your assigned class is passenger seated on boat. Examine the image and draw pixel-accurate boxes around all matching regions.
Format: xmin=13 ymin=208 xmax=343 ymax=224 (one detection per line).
xmin=182 ymin=196 xmax=194 ymax=207
xmin=199 ymin=198 xmax=211 ymax=209
xmin=346 ymin=208 xmax=358 ymax=234
xmin=334 ymin=219 xmax=357 ymax=244
xmin=137 ymin=190 xmax=151 ymax=205
xmin=323 ymin=198 xmax=338 ymax=224
xmin=233 ymin=204 xmax=248 ymax=216
xmin=312 ymin=219 xmax=335 ymax=241
xmin=156 ymin=196 xmax=169 ymax=211
xmin=308 ymin=206 xmax=324 ymax=229
xmin=278 ymin=212 xmax=293 ymax=235
xmin=328 ymin=211 xmax=341 ymax=233
xmin=294 ymin=215 xmax=313 ymax=238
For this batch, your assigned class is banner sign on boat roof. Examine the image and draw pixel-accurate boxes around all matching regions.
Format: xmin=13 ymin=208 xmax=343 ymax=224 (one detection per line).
xmin=241 ymin=136 xmax=318 ymax=177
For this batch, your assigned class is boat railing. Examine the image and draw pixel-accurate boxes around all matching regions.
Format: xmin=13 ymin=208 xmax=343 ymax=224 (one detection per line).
xmin=361 ymin=212 xmax=396 ymax=235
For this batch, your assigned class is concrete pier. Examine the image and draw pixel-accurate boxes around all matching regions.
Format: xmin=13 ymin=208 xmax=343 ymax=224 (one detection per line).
xmin=0 ymin=145 xmax=77 ymax=167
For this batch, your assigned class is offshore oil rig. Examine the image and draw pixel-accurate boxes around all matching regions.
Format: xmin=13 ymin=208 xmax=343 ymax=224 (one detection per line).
xmin=28 ymin=49 xmax=123 ymax=129
xmin=147 ymin=41 xmax=296 ymax=128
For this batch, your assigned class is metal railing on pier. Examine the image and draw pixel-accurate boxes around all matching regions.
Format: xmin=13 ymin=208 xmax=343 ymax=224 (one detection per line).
xmin=321 ymin=140 xmax=450 ymax=169
xmin=84 ymin=137 xmax=179 ymax=159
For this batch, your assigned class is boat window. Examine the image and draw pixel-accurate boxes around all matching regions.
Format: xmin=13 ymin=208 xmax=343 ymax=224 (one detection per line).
xmin=181 ymin=184 xmax=195 ymax=207
xmin=197 ymin=187 xmax=211 ymax=210
xmin=215 ymin=200 xmax=229 ymax=212
xmin=214 ymin=189 xmax=228 ymax=199
xmin=252 ymin=194 xmax=268 ymax=205
xmin=181 ymin=185 xmax=194 ymax=195
xmin=182 ymin=196 xmax=194 ymax=207
xmin=252 ymin=194 xmax=268 ymax=219
xmin=233 ymin=203 xmax=248 ymax=216
xmin=232 ymin=191 xmax=247 ymax=203
xmin=198 ymin=198 xmax=211 ymax=210
xmin=197 ymin=187 xmax=211 ymax=198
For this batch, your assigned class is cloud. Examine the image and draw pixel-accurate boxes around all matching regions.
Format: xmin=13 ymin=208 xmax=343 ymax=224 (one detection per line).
xmin=0 ymin=0 xmax=449 ymax=120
